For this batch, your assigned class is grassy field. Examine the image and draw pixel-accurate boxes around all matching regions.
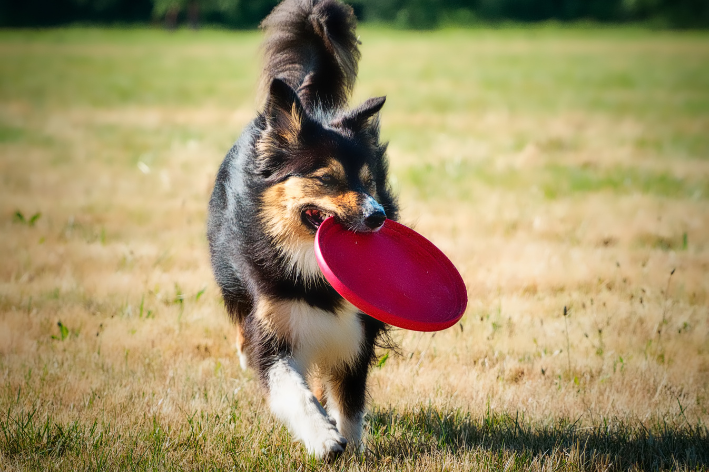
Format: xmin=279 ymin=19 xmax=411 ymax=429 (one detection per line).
xmin=1 ymin=26 xmax=708 ymax=470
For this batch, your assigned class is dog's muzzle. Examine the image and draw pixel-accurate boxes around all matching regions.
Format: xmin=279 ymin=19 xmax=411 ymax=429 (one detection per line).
xmin=361 ymin=196 xmax=386 ymax=232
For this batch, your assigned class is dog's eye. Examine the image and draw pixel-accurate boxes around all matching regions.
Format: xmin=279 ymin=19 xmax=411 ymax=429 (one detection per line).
xmin=317 ymin=174 xmax=336 ymax=185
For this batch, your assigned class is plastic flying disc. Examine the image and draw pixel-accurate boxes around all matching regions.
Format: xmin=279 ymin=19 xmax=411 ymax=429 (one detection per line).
xmin=315 ymin=217 xmax=467 ymax=332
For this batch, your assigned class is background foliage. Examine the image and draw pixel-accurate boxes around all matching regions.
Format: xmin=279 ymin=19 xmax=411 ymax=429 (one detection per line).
xmin=1 ymin=0 xmax=708 ymax=29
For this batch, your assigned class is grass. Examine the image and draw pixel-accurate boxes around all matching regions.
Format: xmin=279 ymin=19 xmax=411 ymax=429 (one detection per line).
xmin=1 ymin=403 xmax=705 ymax=470
xmin=404 ymin=161 xmax=709 ymax=201
xmin=1 ymin=26 xmax=708 ymax=470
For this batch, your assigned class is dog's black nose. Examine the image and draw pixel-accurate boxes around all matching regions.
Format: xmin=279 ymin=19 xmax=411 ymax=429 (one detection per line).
xmin=364 ymin=210 xmax=386 ymax=230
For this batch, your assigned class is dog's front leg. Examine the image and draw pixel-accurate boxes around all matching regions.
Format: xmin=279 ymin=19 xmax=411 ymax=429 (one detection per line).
xmin=267 ymin=357 xmax=347 ymax=459
xmin=324 ymin=362 xmax=370 ymax=452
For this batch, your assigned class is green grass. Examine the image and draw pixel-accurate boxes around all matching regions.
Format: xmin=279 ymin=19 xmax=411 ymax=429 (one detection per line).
xmin=0 ymin=29 xmax=261 ymax=108
xmin=404 ymin=160 xmax=709 ymax=201
xmin=0 ymin=124 xmax=27 ymax=143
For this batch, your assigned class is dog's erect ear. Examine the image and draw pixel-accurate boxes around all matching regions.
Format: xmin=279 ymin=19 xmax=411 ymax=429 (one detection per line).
xmin=263 ymin=78 xmax=305 ymax=142
xmin=257 ymin=79 xmax=308 ymax=179
xmin=333 ymin=96 xmax=386 ymax=132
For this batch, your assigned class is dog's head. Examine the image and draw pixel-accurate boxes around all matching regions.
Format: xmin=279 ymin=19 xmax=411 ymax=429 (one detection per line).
xmin=256 ymin=79 xmax=396 ymax=278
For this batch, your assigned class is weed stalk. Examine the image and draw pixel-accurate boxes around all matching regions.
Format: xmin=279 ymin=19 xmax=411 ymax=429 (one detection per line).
xmin=657 ymin=268 xmax=676 ymax=348
xmin=564 ymin=305 xmax=571 ymax=375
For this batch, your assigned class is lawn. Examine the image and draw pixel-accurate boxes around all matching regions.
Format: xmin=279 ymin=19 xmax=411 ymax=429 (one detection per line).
xmin=1 ymin=26 xmax=708 ymax=470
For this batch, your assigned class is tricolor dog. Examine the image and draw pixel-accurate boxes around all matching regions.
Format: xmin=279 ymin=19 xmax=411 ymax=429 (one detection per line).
xmin=207 ymin=0 xmax=398 ymax=460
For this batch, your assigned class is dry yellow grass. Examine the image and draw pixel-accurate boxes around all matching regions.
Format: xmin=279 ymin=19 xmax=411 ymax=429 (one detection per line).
xmin=0 ymin=27 xmax=707 ymax=470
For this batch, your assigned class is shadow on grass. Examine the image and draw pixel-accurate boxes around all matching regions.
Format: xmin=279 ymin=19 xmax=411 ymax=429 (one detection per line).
xmin=366 ymin=405 xmax=708 ymax=470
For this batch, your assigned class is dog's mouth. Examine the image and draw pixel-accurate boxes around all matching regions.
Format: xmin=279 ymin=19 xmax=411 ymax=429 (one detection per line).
xmin=301 ymin=207 xmax=334 ymax=231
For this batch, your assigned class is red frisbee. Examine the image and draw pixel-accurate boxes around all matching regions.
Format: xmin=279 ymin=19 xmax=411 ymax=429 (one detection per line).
xmin=315 ymin=217 xmax=467 ymax=332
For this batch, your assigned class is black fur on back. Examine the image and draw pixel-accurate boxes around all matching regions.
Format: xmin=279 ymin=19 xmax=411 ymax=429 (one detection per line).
xmin=259 ymin=0 xmax=360 ymax=111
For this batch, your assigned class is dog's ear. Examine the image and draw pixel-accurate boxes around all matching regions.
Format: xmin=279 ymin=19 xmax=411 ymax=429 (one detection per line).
xmin=263 ymin=78 xmax=306 ymax=143
xmin=333 ymin=96 xmax=386 ymax=132
xmin=257 ymin=79 xmax=308 ymax=179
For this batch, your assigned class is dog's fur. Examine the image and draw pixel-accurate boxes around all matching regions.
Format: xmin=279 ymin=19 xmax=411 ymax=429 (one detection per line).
xmin=207 ymin=0 xmax=398 ymax=459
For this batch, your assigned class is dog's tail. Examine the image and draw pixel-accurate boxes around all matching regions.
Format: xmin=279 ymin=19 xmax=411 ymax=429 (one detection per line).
xmin=259 ymin=0 xmax=360 ymax=111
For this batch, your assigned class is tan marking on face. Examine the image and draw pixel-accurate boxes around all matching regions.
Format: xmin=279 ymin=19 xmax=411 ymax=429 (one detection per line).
xmin=262 ymin=180 xmax=312 ymax=244
xmin=310 ymin=160 xmax=346 ymax=182
xmin=261 ymin=159 xmax=350 ymax=244
xmin=328 ymin=191 xmax=361 ymax=213
xmin=359 ymin=165 xmax=374 ymax=192
xmin=260 ymin=159 xmax=377 ymax=275
xmin=261 ymin=178 xmax=329 ymax=281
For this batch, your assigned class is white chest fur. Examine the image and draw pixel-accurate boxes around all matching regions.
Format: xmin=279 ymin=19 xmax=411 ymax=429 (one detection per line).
xmin=284 ymin=299 xmax=364 ymax=371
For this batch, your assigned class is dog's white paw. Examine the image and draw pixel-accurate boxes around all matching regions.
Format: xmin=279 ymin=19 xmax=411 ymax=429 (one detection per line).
xmin=328 ymin=408 xmax=364 ymax=451
xmin=302 ymin=421 xmax=347 ymax=460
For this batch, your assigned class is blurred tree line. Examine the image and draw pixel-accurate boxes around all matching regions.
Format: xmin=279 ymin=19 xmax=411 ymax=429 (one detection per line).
xmin=1 ymin=0 xmax=707 ymax=28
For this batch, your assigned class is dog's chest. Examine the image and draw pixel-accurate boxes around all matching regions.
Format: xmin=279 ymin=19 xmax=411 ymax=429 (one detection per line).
xmin=285 ymin=300 xmax=364 ymax=370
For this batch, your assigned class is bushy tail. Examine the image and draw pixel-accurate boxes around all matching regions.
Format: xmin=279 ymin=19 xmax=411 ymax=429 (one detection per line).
xmin=259 ymin=0 xmax=360 ymax=111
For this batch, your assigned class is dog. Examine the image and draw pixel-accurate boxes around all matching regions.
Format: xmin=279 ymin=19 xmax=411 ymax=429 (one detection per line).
xmin=207 ymin=0 xmax=399 ymax=460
